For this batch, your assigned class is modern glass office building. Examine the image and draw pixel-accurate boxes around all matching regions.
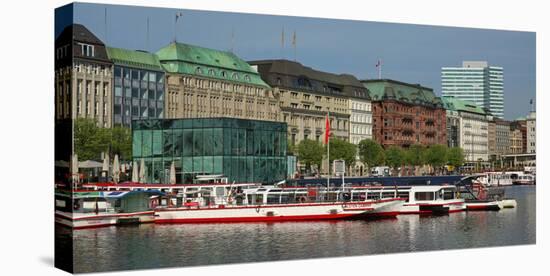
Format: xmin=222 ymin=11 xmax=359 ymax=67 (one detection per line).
xmin=442 ymin=61 xmax=504 ymax=118
xmin=107 ymin=47 xmax=165 ymax=127
xmin=132 ymin=118 xmax=287 ymax=184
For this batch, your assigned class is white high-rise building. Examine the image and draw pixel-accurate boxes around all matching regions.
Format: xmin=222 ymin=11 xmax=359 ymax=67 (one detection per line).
xmin=442 ymin=61 xmax=504 ymax=118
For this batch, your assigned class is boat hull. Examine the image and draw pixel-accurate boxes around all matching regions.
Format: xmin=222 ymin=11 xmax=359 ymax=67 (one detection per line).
xmin=154 ymin=199 xmax=403 ymax=224
xmin=55 ymin=211 xmax=155 ymax=229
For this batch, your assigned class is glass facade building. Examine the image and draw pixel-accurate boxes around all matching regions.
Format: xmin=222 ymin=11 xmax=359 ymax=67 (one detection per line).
xmin=107 ymin=47 xmax=165 ymax=127
xmin=442 ymin=61 xmax=504 ymax=119
xmin=132 ymin=118 xmax=287 ymax=184
xmin=113 ymin=66 xmax=164 ymax=126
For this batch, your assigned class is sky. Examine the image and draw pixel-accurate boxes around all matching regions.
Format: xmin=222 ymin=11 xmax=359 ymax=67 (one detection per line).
xmin=57 ymin=2 xmax=536 ymax=120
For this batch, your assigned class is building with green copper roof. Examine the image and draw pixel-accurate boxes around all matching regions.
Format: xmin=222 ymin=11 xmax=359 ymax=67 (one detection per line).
xmin=107 ymin=47 xmax=166 ymax=127
xmin=106 ymin=47 xmax=163 ymax=71
xmin=156 ymin=42 xmax=269 ymax=88
xmin=441 ymin=96 xmax=486 ymax=115
xmin=155 ymin=42 xmax=280 ymax=123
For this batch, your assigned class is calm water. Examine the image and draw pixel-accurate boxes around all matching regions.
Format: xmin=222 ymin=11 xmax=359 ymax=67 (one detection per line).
xmin=59 ymin=186 xmax=536 ymax=273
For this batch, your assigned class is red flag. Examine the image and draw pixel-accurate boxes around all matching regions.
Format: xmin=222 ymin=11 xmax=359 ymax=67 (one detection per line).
xmin=324 ymin=114 xmax=330 ymax=144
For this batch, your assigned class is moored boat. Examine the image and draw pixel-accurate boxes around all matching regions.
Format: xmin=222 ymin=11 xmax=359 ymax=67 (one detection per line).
xmin=154 ymin=185 xmax=405 ymax=223
xmin=55 ymin=189 xmax=164 ymax=229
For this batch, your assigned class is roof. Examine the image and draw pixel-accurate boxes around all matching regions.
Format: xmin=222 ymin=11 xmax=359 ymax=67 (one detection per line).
xmin=361 ymin=79 xmax=442 ymax=107
xmin=249 ymin=59 xmax=369 ymax=99
xmin=106 ymin=47 xmax=163 ymax=71
xmin=441 ymin=96 xmax=486 ymax=115
xmin=156 ymin=42 xmax=269 ymax=88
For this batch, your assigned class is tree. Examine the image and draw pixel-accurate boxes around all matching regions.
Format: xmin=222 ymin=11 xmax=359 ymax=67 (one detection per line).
xmin=295 ymin=139 xmax=324 ymax=173
xmin=405 ymin=144 xmax=425 ymax=176
xmin=385 ymin=146 xmax=404 ymax=176
xmin=328 ymin=138 xmax=357 ymax=172
xmin=110 ymin=126 xmax=132 ymax=161
xmin=358 ymin=139 xmax=385 ymax=175
xmin=446 ymin=147 xmax=465 ymax=172
xmin=425 ymin=144 xmax=448 ymax=175
xmin=74 ymin=118 xmax=110 ymax=161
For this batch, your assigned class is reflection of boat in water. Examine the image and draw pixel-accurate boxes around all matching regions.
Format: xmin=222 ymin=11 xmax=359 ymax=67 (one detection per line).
xmin=55 ymin=189 xmax=164 ymax=229
xmin=457 ymin=176 xmax=517 ymax=211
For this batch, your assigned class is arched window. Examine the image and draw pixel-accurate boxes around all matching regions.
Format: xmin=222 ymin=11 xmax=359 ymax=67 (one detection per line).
xmin=232 ymin=73 xmax=239 ymax=80
xmin=221 ymin=71 xmax=227 ymax=78
xmin=208 ymin=69 xmax=215 ymax=76
xmin=195 ymin=67 xmax=203 ymax=74
xmin=244 ymin=75 xmax=251 ymax=82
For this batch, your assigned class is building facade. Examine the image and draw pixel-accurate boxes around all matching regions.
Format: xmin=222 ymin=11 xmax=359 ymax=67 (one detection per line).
xmin=132 ymin=118 xmax=287 ymax=184
xmin=442 ymin=61 xmax=504 ymax=119
xmin=250 ymin=60 xmax=357 ymax=145
xmin=495 ymin=119 xmax=511 ymax=157
xmin=347 ymin=92 xmax=373 ymax=145
xmin=362 ymin=79 xmax=447 ymax=148
xmin=509 ymin=124 xmax=524 ymax=155
xmin=107 ymin=47 xmax=166 ymax=127
xmin=488 ymin=120 xmax=496 ymax=160
xmin=156 ymin=43 xmax=279 ymax=122
xmin=442 ymin=96 xmax=490 ymax=161
xmin=446 ymin=108 xmax=461 ymax=148
xmin=526 ymin=111 xmax=536 ymax=153
xmin=55 ymin=24 xmax=113 ymax=128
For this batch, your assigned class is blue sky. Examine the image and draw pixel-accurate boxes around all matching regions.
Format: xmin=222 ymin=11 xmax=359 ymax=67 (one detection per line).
xmin=58 ymin=2 xmax=536 ymax=120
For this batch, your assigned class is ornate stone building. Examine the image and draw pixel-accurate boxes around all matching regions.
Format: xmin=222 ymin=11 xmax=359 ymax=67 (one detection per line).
xmin=55 ymin=24 xmax=113 ymax=128
xmin=156 ymin=43 xmax=279 ymax=122
xmin=249 ymin=59 xmax=357 ymax=146
xmin=362 ymin=79 xmax=447 ymax=148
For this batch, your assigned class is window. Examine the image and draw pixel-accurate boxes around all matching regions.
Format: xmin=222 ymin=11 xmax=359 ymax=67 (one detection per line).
xmin=78 ymin=43 xmax=95 ymax=57
xmin=415 ymin=192 xmax=435 ymax=201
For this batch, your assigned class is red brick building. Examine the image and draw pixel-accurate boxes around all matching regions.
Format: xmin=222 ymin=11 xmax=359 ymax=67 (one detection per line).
xmin=362 ymin=79 xmax=447 ymax=148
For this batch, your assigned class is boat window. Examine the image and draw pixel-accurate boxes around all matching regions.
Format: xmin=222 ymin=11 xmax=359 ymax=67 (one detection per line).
xmin=367 ymin=192 xmax=381 ymax=200
xmin=352 ymin=192 xmax=366 ymax=201
xmin=414 ymin=192 xmax=435 ymax=201
xmin=442 ymin=189 xmax=455 ymax=200
xmin=397 ymin=192 xmax=410 ymax=202
xmin=280 ymin=194 xmax=291 ymax=204
xmin=55 ymin=199 xmax=66 ymax=208
xmin=267 ymin=194 xmax=280 ymax=204
xmin=216 ymin=187 xmax=225 ymax=197
xmin=382 ymin=191 xmax=396 ymax=198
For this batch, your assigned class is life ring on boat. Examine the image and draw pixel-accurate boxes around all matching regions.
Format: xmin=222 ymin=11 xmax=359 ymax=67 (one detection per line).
xmin=298 ymin=196 xmax=308 ymax=203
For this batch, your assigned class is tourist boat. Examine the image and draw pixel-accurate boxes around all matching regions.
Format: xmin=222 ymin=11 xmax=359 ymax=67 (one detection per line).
xmin=513 ymin=174 xmax=535 ymax=185
xmin=153 ymin=184 xmax=406 ymax=223
xmin=55 ymin=189 xmax=164 ymax=229
xmin=390 ymin=185 xmax=465 ymax=214
xmin=474 ymin=172 xmax=514 ymax=186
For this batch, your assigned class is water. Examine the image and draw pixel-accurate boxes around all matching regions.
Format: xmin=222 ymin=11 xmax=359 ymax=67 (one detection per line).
xmin=58 ymin=186 xmax=536 ymax=273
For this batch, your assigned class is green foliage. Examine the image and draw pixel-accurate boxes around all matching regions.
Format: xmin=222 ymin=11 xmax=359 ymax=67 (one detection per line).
xmin=385 ymin=146 xmax=404 ymax=172
xmin=74 ymin=118 xmax=133 ymax=161
xmin=446 ymin=147 xmax=465 ymax=168
xmin=74 ymin=118 xmax=110 ymax=161
xmin=425 ymin=144 xmax=448 ymax=168
xmin=358 ymin=139 xmax=385 ymax=170
xmin=405 ymin=144 xmax=425 ymax=166
xmin=296 ymin=139 xmax=324 ymax=171
xmin=328 ymin=138 xmax=357 ymax=168
xmin=110 ymin=126 xmax=132 ymax=160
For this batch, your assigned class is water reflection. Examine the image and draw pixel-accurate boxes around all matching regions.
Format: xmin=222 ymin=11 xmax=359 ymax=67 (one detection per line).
xmin=67 ymin=186 xmax=535 ymax=273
